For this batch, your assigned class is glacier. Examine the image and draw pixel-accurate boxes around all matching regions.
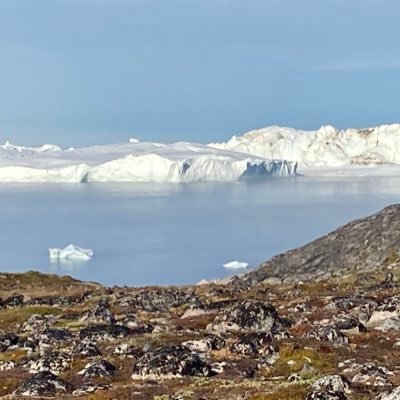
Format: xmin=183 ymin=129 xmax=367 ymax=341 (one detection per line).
xmin=209 ymin=124 xmax=400 ymax=171
xmin=0 ymin=141 xmax=296 ymax=183
xmin=49 ymin=244 xmax=94 ymax=260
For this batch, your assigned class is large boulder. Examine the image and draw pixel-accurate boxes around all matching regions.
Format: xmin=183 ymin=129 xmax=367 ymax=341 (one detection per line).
xmin=80 ymin=300 xmax=116 ymax=325
xmin=78 ymin=359 xmax=117 ymax=378
xmin=131 ymin=345 xmax=209 ymax=378
xmin=207 ymin=299 xmax=280 ymax=333
xmin=312 ymin=375 xmax=351 ymax=393
xmin=14 ymin=371 xmax=73 ymax=397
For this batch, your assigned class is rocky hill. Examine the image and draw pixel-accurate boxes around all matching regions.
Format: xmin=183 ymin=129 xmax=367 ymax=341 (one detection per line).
xmin=245 ymin=204 xmax=400 ymax=285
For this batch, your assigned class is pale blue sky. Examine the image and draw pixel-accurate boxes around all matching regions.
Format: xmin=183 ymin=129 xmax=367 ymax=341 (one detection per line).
xmin=0 ymin=0 xmax=399 ymax=147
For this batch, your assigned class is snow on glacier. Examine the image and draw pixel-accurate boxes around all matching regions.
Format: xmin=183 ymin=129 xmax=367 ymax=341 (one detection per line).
xmin=209 ymin=124 xmax=400 ymax=170
xmin=49 ymin=244 xmax=94 ymax=260
xmin=0 ymin=141 xmax=296 ymax=183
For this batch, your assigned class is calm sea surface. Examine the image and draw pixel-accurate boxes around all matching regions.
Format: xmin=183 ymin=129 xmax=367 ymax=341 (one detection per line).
xmin=0 ymin=176 xmax=399 ymax=286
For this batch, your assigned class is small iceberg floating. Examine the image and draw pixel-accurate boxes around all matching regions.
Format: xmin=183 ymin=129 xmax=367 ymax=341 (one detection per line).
xmin=49 ymin=244 xmax=94 ymax=261
xmin=223 ymin=260 xmax=249 ymax=269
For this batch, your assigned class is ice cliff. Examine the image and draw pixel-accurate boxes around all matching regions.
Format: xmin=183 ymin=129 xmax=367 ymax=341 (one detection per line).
xmin=209 ymin=124 xmax=400 ymax=167
xmin=0 ymin=141 xmax=296 ymax=183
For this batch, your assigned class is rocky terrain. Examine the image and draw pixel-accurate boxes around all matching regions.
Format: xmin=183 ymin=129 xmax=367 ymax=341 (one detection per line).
xmin=0 ymin=205 xmax=399 ymax=399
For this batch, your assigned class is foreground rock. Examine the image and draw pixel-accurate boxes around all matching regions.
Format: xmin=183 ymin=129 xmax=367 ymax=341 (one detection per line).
xmin=14 ymin=371 xmax=73 ymax=397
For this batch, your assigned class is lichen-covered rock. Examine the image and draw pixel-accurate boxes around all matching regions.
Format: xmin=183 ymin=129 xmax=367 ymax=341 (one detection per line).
xmin=331 ymin=315 xmax=361 ymax=332
xmin=181 ymin=335 xmax=226 ymax=353
xmin=16 ymin=336 xmax=39 ymax=353
xmin=118 ymin=313 xmax=138 ymax=328
xmin=78 ymin=359 xmax=117 ymax=378
xmin=13 ymin=371 xmax=73 ymax=397
xmin=131 ymin=345 xmax=208 ymax=379
xmin=312 ymin=375 xmax=351 ymax=393
xmin=377 ymin=295 xmax=400 ymax=312
xmin=207 ymin=299 xmax=280 ymax=333
xmin=0 ymin=332 xmax=18 ymax=352
xmin=230 ymin=332 xmax=273 ymax=356
xmin=19 ymin=314 xmax=55 ymax=333
xmin=80 ymin=299 xmax=116 ymax=325
xmin=374 ymin=386 xmax=400 ymax=400
xmin=0 ymin=360 xmax=16 ymax=371
xmin=305 ymin=391 xmax=347 ymax=400
xmin=352 ymin=363 xmax=393 ymax=387
xmin=119 ymin=288 xmax=199 ymax=312
xmin=307 ymin=326 xmax=349 ymax=345
xmin=79 ymin=324 xmax=133 ymax=341
xmin=40 ymin=328 xmax=73 ymax=343
xmin=4 ymin=293 xmax=24 ymax=307
xmin=114 ymin=343 xmax=141 ymax=358
xmin=26 ymin=351 xmax=71 ymax=375
xmin=374 ymin=316 xmax=400 ymax=332
xmin=72 ymin=340 xmax=102 ymax=358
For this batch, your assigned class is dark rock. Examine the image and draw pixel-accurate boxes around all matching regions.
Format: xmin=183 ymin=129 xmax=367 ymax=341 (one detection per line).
xmin=80 ymin=299 xmax=116 ymax=325
xmin=352 ymin=363 xmax=393 ymax=387
xmin=78 ymin=359 xmax=117 ymax=378
xmin=207 ymin=299 xmax=280 ymax=333
xmin=132 ymin=345 xmax=208 ymax=378
xmin=0 ymin=332 xmax=18 ymax=352
xmin=72 ymin=340 xmax=102 ymax=358
xmin=119 ymin=288 xmax=200 ymax=312
xmin=79 ymin=324 xmax=133 ymax=341
xmin=231 ymin=332 xmax=273 ymax=356
xmin=307 ymin=326 xmax=349 ymax=345
xmin=40 ymin=328 xmax=73 ymax=343
xmin=27 ymin=351 xmax=71 ymax=375
xmin=331 ymin=315 xmax=360 ymax=332
xmin=377 ymin=295 xmax=400 ymax=312
xmin=4 ymin=293 xmax=24 ymax=307
xmin=14 ymin=371 xmax=73 ymax=397
xmin=114 ymin=343 xmax=142 ymax=358
xmin=16 ymin=336 xmax=39 ymax=353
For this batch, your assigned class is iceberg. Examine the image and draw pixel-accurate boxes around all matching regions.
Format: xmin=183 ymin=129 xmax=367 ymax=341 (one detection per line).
xmin=0 ymin=141 xmax=296 ymax=183
xmin=49 ymin=244 xmax=94 ymax=261
xmin=209 ymin=124 xmax=400 ymax=171
xmin=223 ymin=260 xmax=249 ymax=269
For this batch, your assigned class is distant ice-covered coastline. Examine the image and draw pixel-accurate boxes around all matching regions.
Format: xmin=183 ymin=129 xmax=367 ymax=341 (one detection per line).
xmin=209 ymin=124 xmax=400 ymax=173
xmin=2 ymin=123 xmax=400 ymax=183
xmin=0 ymin=140 xmax=296 ymax=183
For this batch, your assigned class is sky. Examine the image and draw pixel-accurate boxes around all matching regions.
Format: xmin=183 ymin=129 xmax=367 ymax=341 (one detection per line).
xmin=0 ymin=0 xmax=399 ymax=147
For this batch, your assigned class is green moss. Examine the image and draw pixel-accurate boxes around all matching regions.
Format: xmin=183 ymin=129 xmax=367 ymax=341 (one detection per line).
xmin=267 ymin=342 xmax=336 ymax=379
